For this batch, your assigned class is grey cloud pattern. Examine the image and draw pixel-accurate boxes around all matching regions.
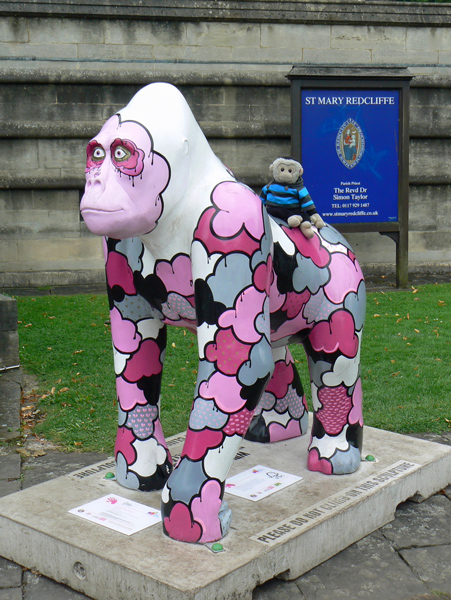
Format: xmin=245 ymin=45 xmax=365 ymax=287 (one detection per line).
xmin=344 ymin=280 xmax=366 ymax=331
xmin=293 ymin=254 xmax=330 ymax=295
xmin=165 ymin=457 xmax=208 ymax=504
xmin=207 ymin=253 xmax=253 ymax=307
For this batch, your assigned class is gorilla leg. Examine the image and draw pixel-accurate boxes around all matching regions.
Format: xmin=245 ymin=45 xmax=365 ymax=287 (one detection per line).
xmin=245 ymin=346 xmax=309 ymax=443
xmin=305 ymin=332 xmax=363 ymax=475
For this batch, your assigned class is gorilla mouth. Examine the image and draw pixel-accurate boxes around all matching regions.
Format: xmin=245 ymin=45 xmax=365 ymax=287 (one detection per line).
xmin=81 ymin=207 xmax=124 ymax=215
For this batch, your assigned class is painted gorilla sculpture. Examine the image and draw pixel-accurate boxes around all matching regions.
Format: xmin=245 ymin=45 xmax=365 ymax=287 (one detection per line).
xmin=80 ymin=82 xmax=365 ymax=544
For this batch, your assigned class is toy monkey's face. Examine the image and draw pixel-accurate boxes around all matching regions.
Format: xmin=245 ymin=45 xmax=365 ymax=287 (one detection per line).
xmin=271 ymin=159 xmax=303 ymax=185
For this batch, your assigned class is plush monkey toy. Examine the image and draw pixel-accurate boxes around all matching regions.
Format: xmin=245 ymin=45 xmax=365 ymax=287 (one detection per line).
xmin=260 ymin=157 xmax=325 ymax=239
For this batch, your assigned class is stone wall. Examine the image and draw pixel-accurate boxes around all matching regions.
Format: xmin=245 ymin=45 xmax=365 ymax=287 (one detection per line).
xmin=0 ymin=294 xmax=21 ymax=440
xmin=0 ymin=0 xmax=450 ymax=289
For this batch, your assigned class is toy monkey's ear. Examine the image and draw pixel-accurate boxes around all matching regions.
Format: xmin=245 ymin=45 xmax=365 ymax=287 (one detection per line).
xmin=269 ymin=160 xmax=276 ymax=176
xmin=298 ymin=164 xmax=304 ymax=176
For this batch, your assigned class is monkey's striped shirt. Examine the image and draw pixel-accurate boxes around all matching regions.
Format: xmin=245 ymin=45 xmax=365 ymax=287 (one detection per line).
xmin=260 ymin=180 xmax=317 ymax=217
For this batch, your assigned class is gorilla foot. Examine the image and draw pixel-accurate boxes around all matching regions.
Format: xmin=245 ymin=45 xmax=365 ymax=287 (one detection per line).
xmin=307 ymin=444 xmax=361 ymax=475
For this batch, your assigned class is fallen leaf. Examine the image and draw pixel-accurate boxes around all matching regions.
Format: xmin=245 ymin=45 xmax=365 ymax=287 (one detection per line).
xmin=16 ymin=448 xmax=31 ymax=458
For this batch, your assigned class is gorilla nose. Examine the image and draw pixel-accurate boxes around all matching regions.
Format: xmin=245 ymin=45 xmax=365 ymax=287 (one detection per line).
xmin=86 ymin=178 xmax=105 ymax=196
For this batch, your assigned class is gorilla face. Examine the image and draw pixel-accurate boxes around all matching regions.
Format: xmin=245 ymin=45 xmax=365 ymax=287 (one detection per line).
xmin=80 ymin=115 xmax=170 ymax=239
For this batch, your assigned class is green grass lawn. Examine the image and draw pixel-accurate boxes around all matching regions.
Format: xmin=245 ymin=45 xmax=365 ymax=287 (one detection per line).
xmin=11 ymin=283 xmax=451 ymax=453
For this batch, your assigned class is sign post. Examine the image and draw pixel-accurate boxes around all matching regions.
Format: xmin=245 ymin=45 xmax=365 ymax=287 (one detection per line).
xmin=287 ymin=66 xmax=413 ymax=287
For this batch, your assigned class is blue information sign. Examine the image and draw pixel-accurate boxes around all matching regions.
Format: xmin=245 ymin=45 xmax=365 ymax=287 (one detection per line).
xmin=301 ymin=89 xmax=399 ymax=224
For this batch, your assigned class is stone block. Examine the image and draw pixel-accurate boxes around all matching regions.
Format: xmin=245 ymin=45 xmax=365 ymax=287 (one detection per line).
xmin=407 ymin=26 xmax=451 ymax=51
xmin=22 ymin=452 xmax=110 ymax=490
xmin=186 ymin=22 xmax=260 ymax=48
xmin=0 ymin=372 xmax=21 ymax=441
xmin=104 ymin=19 xmax=186 ymax=46
xmin=0 ymin=452 xmax=21 ymax=485
xmin=0 ymin=18 xmax=28 ymax=43
xmin=0 ymin=295 xmax=18 ymax=332
xmin=303 ymin=48 xmax=372 ymax=64
xmin=0 ymin=480 xmax=21 ymax=499
xmin=234 ymin=45 xmax=303 ymax=64
xmin=4 ymin=42 xmax=78 ymax=60
xmin=0 ymin=427 xmax=450 ymax=600
xmin=382 ymin=495 xmax=451 ymax=549
xmin=0 ymin=268 xmax=105 ymax=291
xmin=37 ymin=139 xmax=86 ymax=175
xmin=0 ymin=332 xmax=19 ymax=370
xmin=77 ymin=43 xmax=156 ymax=61
xmin=399 ymin=545 xmax=451 ymax=593
xmin=261 ymin=23 xmax=330 ymax=50
xmin=410 ymin=87 xmax=451 ymax=138
xmin=440 ymin=51 xmax=451 ymax=65
xmin=28 ymin=17 xmax=103 ymax=45
xmin=410 ymin=185 xmax=451 ymax=232
xmin=337 ymin=231 xmax=396 ymax=267
xmin=296 ymin=531 xmax=429 ymax=600
xmin=410 ymin=139 xmax=451 ymax=184
xmin=0 ymin=557 xmax=22 ymax=589
xmin=23 ymin=571 xmax=91 ymax=600
xmin=0 ymin=140 xmax=39 ymax=178
xmin=16 ymin=237 xmax=103 ymax=267
xmin=0 ymin=241 xmax=18 ymax=266
xmin=210 ymin=138 xmax=290 ymax=186
xmin=1 ymin=208 xmax=81 ymax=237
xmin=331 ymin=24 xmax=407 ymax=50
xmin=370 ymin=49 xmax=438 ymax=66
xmin=184 ymin=45 xmax=235 ymax=63
xmin=408 ymin=231 xmax=451 ymax=265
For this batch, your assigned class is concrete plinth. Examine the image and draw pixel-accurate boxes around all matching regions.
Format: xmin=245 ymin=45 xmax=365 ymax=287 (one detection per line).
xmin=0 ymin=426 xmax=450 ymax=600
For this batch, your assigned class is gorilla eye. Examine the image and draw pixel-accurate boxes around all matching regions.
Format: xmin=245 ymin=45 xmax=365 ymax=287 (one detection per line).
xmin=86 ymin=141 xmax=106 ymax=170
xmin=113 ymin=146 xmax=131 ymax=161
xmin=92 ymin=147 xmax=105 ymax=160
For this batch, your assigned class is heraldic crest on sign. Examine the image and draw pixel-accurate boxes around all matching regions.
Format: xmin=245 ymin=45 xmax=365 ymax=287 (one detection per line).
xmin=336 ymin=119 xmax=365 ymax=169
